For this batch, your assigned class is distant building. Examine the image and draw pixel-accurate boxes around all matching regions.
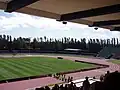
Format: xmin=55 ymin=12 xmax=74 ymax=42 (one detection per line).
xmin=64 ymin=48 xmax=82 ymax=54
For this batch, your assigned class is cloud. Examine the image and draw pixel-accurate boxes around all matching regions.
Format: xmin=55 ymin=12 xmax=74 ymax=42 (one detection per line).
xmin=0 ymin=10 xmax=92 ymax=31
xmin=0 ymin=11 xmax=69 ymax=31
xmin=0 ymin=10 xmax=120 ymax=39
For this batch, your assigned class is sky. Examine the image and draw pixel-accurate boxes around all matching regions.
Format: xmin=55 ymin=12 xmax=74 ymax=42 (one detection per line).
xmin=0 ymin=10 xmax=120 ymax=40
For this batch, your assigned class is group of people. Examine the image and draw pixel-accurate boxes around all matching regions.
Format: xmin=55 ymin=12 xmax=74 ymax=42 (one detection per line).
xmin=53 ymin=73 xmax=73 ymax=82
xmin=81 ymin=71 xmax=120 ymax=90
xmin=35 ymin=82 xmax=78 ymax=90
xmin=82 ymin=71 xmax=120 ymax=90
xmin=35 ymin=71 xmax=120 ymax=90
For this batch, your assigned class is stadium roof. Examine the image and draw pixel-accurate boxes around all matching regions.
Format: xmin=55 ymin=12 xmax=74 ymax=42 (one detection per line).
xmin=0 ymin=0 xmax=120 ymax=31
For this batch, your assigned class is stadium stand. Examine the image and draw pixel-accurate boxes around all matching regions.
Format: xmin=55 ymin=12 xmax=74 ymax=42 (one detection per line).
xmin=28 ymin=71 xmax=120 ymax=90
xmin=112 ymin=52 xmax=120 ymax=59
xmin=97 ymin=46 xmax=120 ymax=59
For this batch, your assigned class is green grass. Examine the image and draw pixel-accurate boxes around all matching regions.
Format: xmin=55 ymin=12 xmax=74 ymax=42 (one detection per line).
xmin=0 ymin=57 xmax=95 ymax=81
xmin=109 ymin=60 xmax=120 ymax=64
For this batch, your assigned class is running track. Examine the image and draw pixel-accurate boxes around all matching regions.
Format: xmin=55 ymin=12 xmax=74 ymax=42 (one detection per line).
xmin=0 ymin=55 xmax=120 ymax=90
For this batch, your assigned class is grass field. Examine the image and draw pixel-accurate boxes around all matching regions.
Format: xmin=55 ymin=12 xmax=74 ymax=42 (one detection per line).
xmin=110 ymin=60 xmax=120 ymax=64
xmin=0 ymin=57 xmax=95 ymax=81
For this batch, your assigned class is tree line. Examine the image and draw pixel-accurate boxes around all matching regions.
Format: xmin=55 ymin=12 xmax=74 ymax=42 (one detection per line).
xmin=0 ymin=34 xmax=120 ymax=53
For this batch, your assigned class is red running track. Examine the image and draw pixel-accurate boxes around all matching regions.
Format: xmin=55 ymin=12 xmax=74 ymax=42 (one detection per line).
xmin=62 ymin=56 xmax=120 ymax=80
xmin=0 ymin=77 xmax=62 ymax=90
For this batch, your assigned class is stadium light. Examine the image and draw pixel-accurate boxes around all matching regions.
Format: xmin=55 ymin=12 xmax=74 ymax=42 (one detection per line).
xmin=94 ymin=27 xmax=98 ymax=30
xmin=62 ymin=21 xmax=67 ymax=24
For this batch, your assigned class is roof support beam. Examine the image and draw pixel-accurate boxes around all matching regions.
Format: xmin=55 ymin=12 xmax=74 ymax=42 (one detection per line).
xmin=91 ymin=19 xmax=120 ymax=27
xmin=5 ymin=0 xmax=39 ymax=12
xmin=111 ymin=27 xmax=120 ymax=31
xmin=0 ymin=1 xmax=7 ymax=10
xmin=17 ymin=7 xmax=60 ymax=20
xmin=60 ymin=4 xmax=120 ymax=21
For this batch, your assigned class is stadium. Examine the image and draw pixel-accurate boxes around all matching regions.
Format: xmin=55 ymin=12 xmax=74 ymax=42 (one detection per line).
xmin=0 ymin=0 xmax=120 ymax=90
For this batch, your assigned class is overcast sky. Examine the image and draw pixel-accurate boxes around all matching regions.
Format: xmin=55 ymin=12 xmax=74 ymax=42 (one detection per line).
xmin=0 ymin=10 xmax=120 ymax=40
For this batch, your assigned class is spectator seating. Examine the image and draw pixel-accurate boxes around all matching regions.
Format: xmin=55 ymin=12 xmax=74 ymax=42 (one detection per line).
xmin=112 ymin=52 xmax=120 ymax=59
xmin=97 ymin=46 xmax=120 ymax=59
xmin=28 ymin=71 xmax=120 ymax=90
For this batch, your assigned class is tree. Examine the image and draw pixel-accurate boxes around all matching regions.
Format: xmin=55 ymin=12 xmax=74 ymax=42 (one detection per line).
xmin=113 ymin=38 xmax=116 ymax=46
xmin=7 ymin=35 xmax=9 ymax=41
xmin=50 ymin=38 xmax=52 ymax=43
xmin=44 ymin=36 xmax=47 ymax=42
xmin=0 ymin=34 xmax=120 ymax=54
xmin=40 ymin=37 xmax=43 ymax=42
xmin=3 ymin=34 xmax=6 ymax=40
xmin=116 ymin=38 xmax=119 ymax=46
xmin=32 ymin=38 xmax=38 ymax=49
xmin=64 ymin=37 xmax=67 ymax=43
xmin=111 ymin=38 xmax=114 ymax=46
xmin=71 ymin=38 xmax=74 ymax=43
xmin=96 ymin=39 xmax=100 ymax=44
xmin=10 ymin=36 xmax=12 ymax=42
